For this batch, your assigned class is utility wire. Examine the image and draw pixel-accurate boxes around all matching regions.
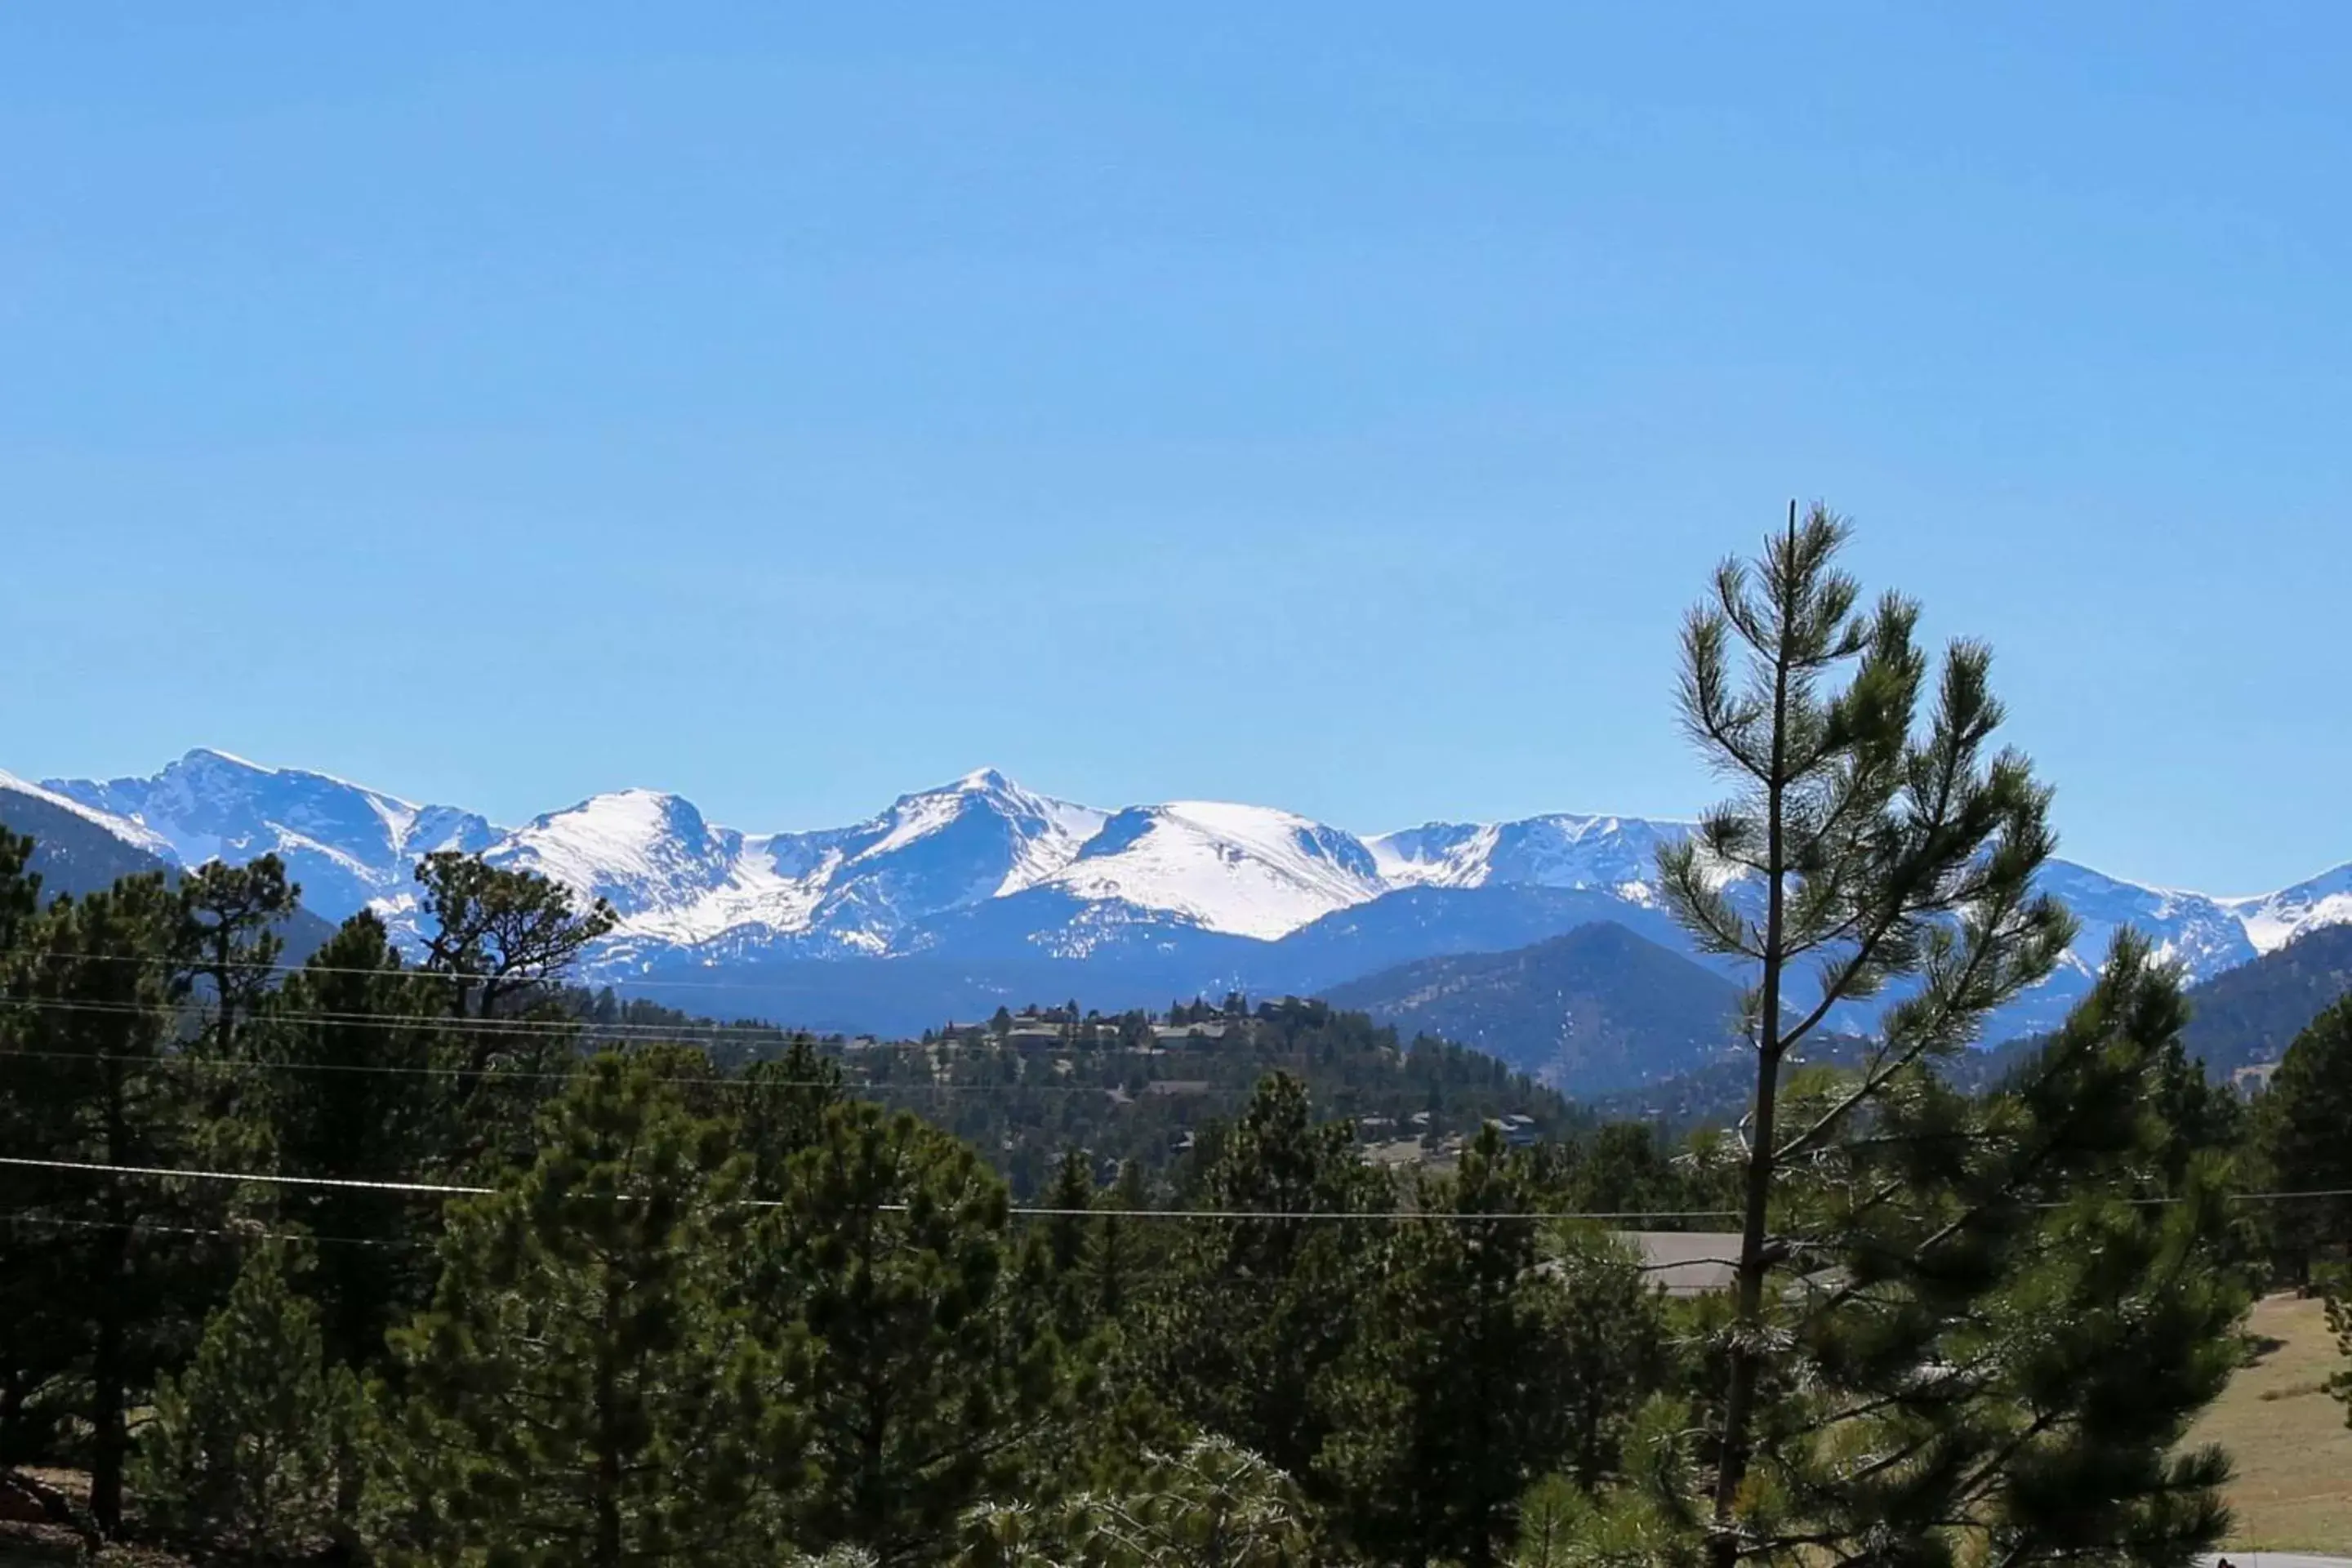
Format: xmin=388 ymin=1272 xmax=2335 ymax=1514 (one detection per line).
xmin=14 ymin=944 xmax=873 ymax=994
xmin=0 ymin=1156 xmax=490 ymax=1196
xmin=1 ymin=994 xmax=834 ymax=1041
xmin=0 ymin=996 xmax=1233 ymax=1057
xmin=0 ymin=1045 xmax=1215 ymax=1095
xmin=15 ymin=944 xmax=1248 ymax=1009
xmin=0 ymin=1156 xmax=1736 ymax=1222
xmin=0 ymin=1212 xmax=1715 ymax=1262
xmin=11 ymin=1155 xmax=2352 ymax=1222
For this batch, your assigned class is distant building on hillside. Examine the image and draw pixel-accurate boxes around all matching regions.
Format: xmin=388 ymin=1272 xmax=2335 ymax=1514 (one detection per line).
xmin=2233 ymin=1062 xmax=2279 ymax=1097
xmin=1486 ymin=1113 xmax=1540 ymax=1148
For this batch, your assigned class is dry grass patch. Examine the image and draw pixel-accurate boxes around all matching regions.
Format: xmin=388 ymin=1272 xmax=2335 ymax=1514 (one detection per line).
xmin=2187 ymin=1291 xmax=2352 ymax=1552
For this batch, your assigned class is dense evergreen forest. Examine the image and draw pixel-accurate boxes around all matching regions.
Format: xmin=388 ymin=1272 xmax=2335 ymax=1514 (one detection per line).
xmin=564 ymin=988 xmax=1591 ymax=1199
xmin=3 ymin=519 xmax=2349 ymax=1567
xmin=0 ymin=829 xmax=1737 ymax=1566
xmin=3 ymin=831 xmax=2342 ymax=1566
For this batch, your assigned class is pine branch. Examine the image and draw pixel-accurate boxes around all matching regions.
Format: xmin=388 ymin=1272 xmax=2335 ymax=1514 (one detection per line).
xmin=1772 ymin=913 xmax=2014 ymax=1168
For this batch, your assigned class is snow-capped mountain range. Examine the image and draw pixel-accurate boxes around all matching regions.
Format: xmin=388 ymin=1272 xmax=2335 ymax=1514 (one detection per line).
xmin=12 ymin=748 xmax=2352 ymax=1041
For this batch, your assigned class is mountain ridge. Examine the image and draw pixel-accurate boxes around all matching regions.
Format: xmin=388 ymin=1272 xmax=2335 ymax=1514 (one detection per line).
xmin=0 ymin=768 xmax=339 ymax=958
xmin=1323 ymin=923 xmax=1749 ymax=1093
xmin=17 ymin=748 xmax=2352 ymax=1046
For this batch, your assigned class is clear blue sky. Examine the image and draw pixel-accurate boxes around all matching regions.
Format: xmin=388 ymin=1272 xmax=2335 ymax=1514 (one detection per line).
xmin=4 ymin=4 xmax=2346 ymax=893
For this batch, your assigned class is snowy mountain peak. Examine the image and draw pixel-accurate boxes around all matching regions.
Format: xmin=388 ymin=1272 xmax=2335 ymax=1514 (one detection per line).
xmin=953 ymin=766 xmax=1014 ymax=793
xmin=38 ymin=747 xmax=498 ymax=916
xmin=181 ymin=745 xmax=270 ymax=773
xmin=490 ymin=791 xmax=738 ymax=920
xmin=1043 ymin=800 xmax=1387 ymax=942
xmin=15 ymin=750 xmax=2352 ymax=1043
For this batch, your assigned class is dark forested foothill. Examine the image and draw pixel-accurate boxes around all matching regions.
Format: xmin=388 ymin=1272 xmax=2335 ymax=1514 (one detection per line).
xmin=555 ymin=988 xmax=1588 ymax=1200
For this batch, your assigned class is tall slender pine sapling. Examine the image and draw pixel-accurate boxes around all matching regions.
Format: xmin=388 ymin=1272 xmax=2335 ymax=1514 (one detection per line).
xmin=1655 ymin=504 xmax=2074 ymax=1565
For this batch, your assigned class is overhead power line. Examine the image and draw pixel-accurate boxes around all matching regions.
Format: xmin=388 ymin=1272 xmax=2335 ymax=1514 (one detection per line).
xmin=2 ymin=993 xmax=825 ymax=1041
xmin=0 ymin=1156 xmax=490 ymax=1196
xmin=0 ymin=994 xmax=1245 ymax=1056
xmin=0 ymin=1156 xmax=1735 ymax=1223
xmin=13 ymin=944 xmax=871 ymax=995
xmin=10 ymin=1155 xmax=2352 ymax=1224
xmin=0 ymin=1042 xmax=1206 ymax=1095
xmin=14 ymin=944 xmax=1236 ymax=1008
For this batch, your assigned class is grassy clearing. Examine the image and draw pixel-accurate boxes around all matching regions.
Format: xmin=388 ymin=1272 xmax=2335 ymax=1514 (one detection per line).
xmin=2188 ymin=1291 xmax=2352 ymax=1552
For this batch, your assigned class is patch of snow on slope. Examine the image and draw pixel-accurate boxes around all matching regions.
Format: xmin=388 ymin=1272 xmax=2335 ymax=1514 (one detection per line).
xmin=2225 ymin=862 xmax=2352 ymax=954
xmin=490 ymin=791 xmax=744 ymax=922
xmin=625 ymin=835 xmax=840 ymax=946
xmin=1043 ymin=801 xmax=1386 ymax=941
xmin=1370 ymin=813 xmax=1692 ymax=902
xmin=0 ymin=769 xmax=180 ymax=859
xmin=2036 ymin=862 xmax=2257 ymax=985
xmin=1370 ymin=823 xmax=1500 ymax=888
xmin=994 ymin=794 xmax=1111 ymax=897
xmin=857 ymin=786 xmax=974 ymax=862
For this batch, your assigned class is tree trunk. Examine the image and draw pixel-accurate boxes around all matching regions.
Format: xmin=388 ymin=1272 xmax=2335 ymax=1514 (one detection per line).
xmin=90 ymin=1054 xmax=133 ymax=1537
xmin=1709 ymin=502 xmax=1797 ymax=1566
xmin=595 ymin=1274 xmax=624 ymax=1568
xmin=89 ymin=1217 xmax=129 ymax=1535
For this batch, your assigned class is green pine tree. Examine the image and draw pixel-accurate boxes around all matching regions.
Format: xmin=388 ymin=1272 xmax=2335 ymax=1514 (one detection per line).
xmin=411 ymin=851 xmax=617 ymax=1163
xmin=383 ymin=1053 xmax=796 ymax=1567
xmin=1577 ymin=935 xmax=2248 ymax=1565
xmin=734 ymin=1035 xmax=847 ymax=1200
xmin=2252 ymin=995 xmax=2352 ymax=1282
xmin=0 ymin=826 xmax=38 ymax=955
xmin=1147 ymin=1074 xmax=1390 ymax=1486
xmin=1595 ymin=506 xmax=2253 ymax=1566
xmin=761 ymin=1100 xmax=1070 ymax=1566
xmin=1042 ymin=1147 xmax=1102 ymax=1348
xmin=0 ymin=829 xmax=51 ymax=1461
xmin=413 ymin=850 xmax=619 ymax=1027
xmin=130 ymin=1241 xmax=364 ymax=1559
xmin=167 ymin=856 xmax=301 ymax=1171
xmin=1513 ymin=1474 xmax=1591 ymax=1568
xmin=1093 ymin=1160 xmax=1154 ymax=1325
xmin=960 ymin=1436 xmax=1316 ymax=1568
xmin=1318 ymin=1127 xmax=1664 ymax=1567
xmin=1542 ymin=1120 xmax=1721 ymax=1222
xmin=1650 ymin=504 xmax=2074 ymax=1563
xmin=0 ymin=872 xmax=235 ymax=1534
xmin=263 ymin=910 xmax=452 ymax=1373
xmin=176 ymin=853 xmax=299 ymax=1062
